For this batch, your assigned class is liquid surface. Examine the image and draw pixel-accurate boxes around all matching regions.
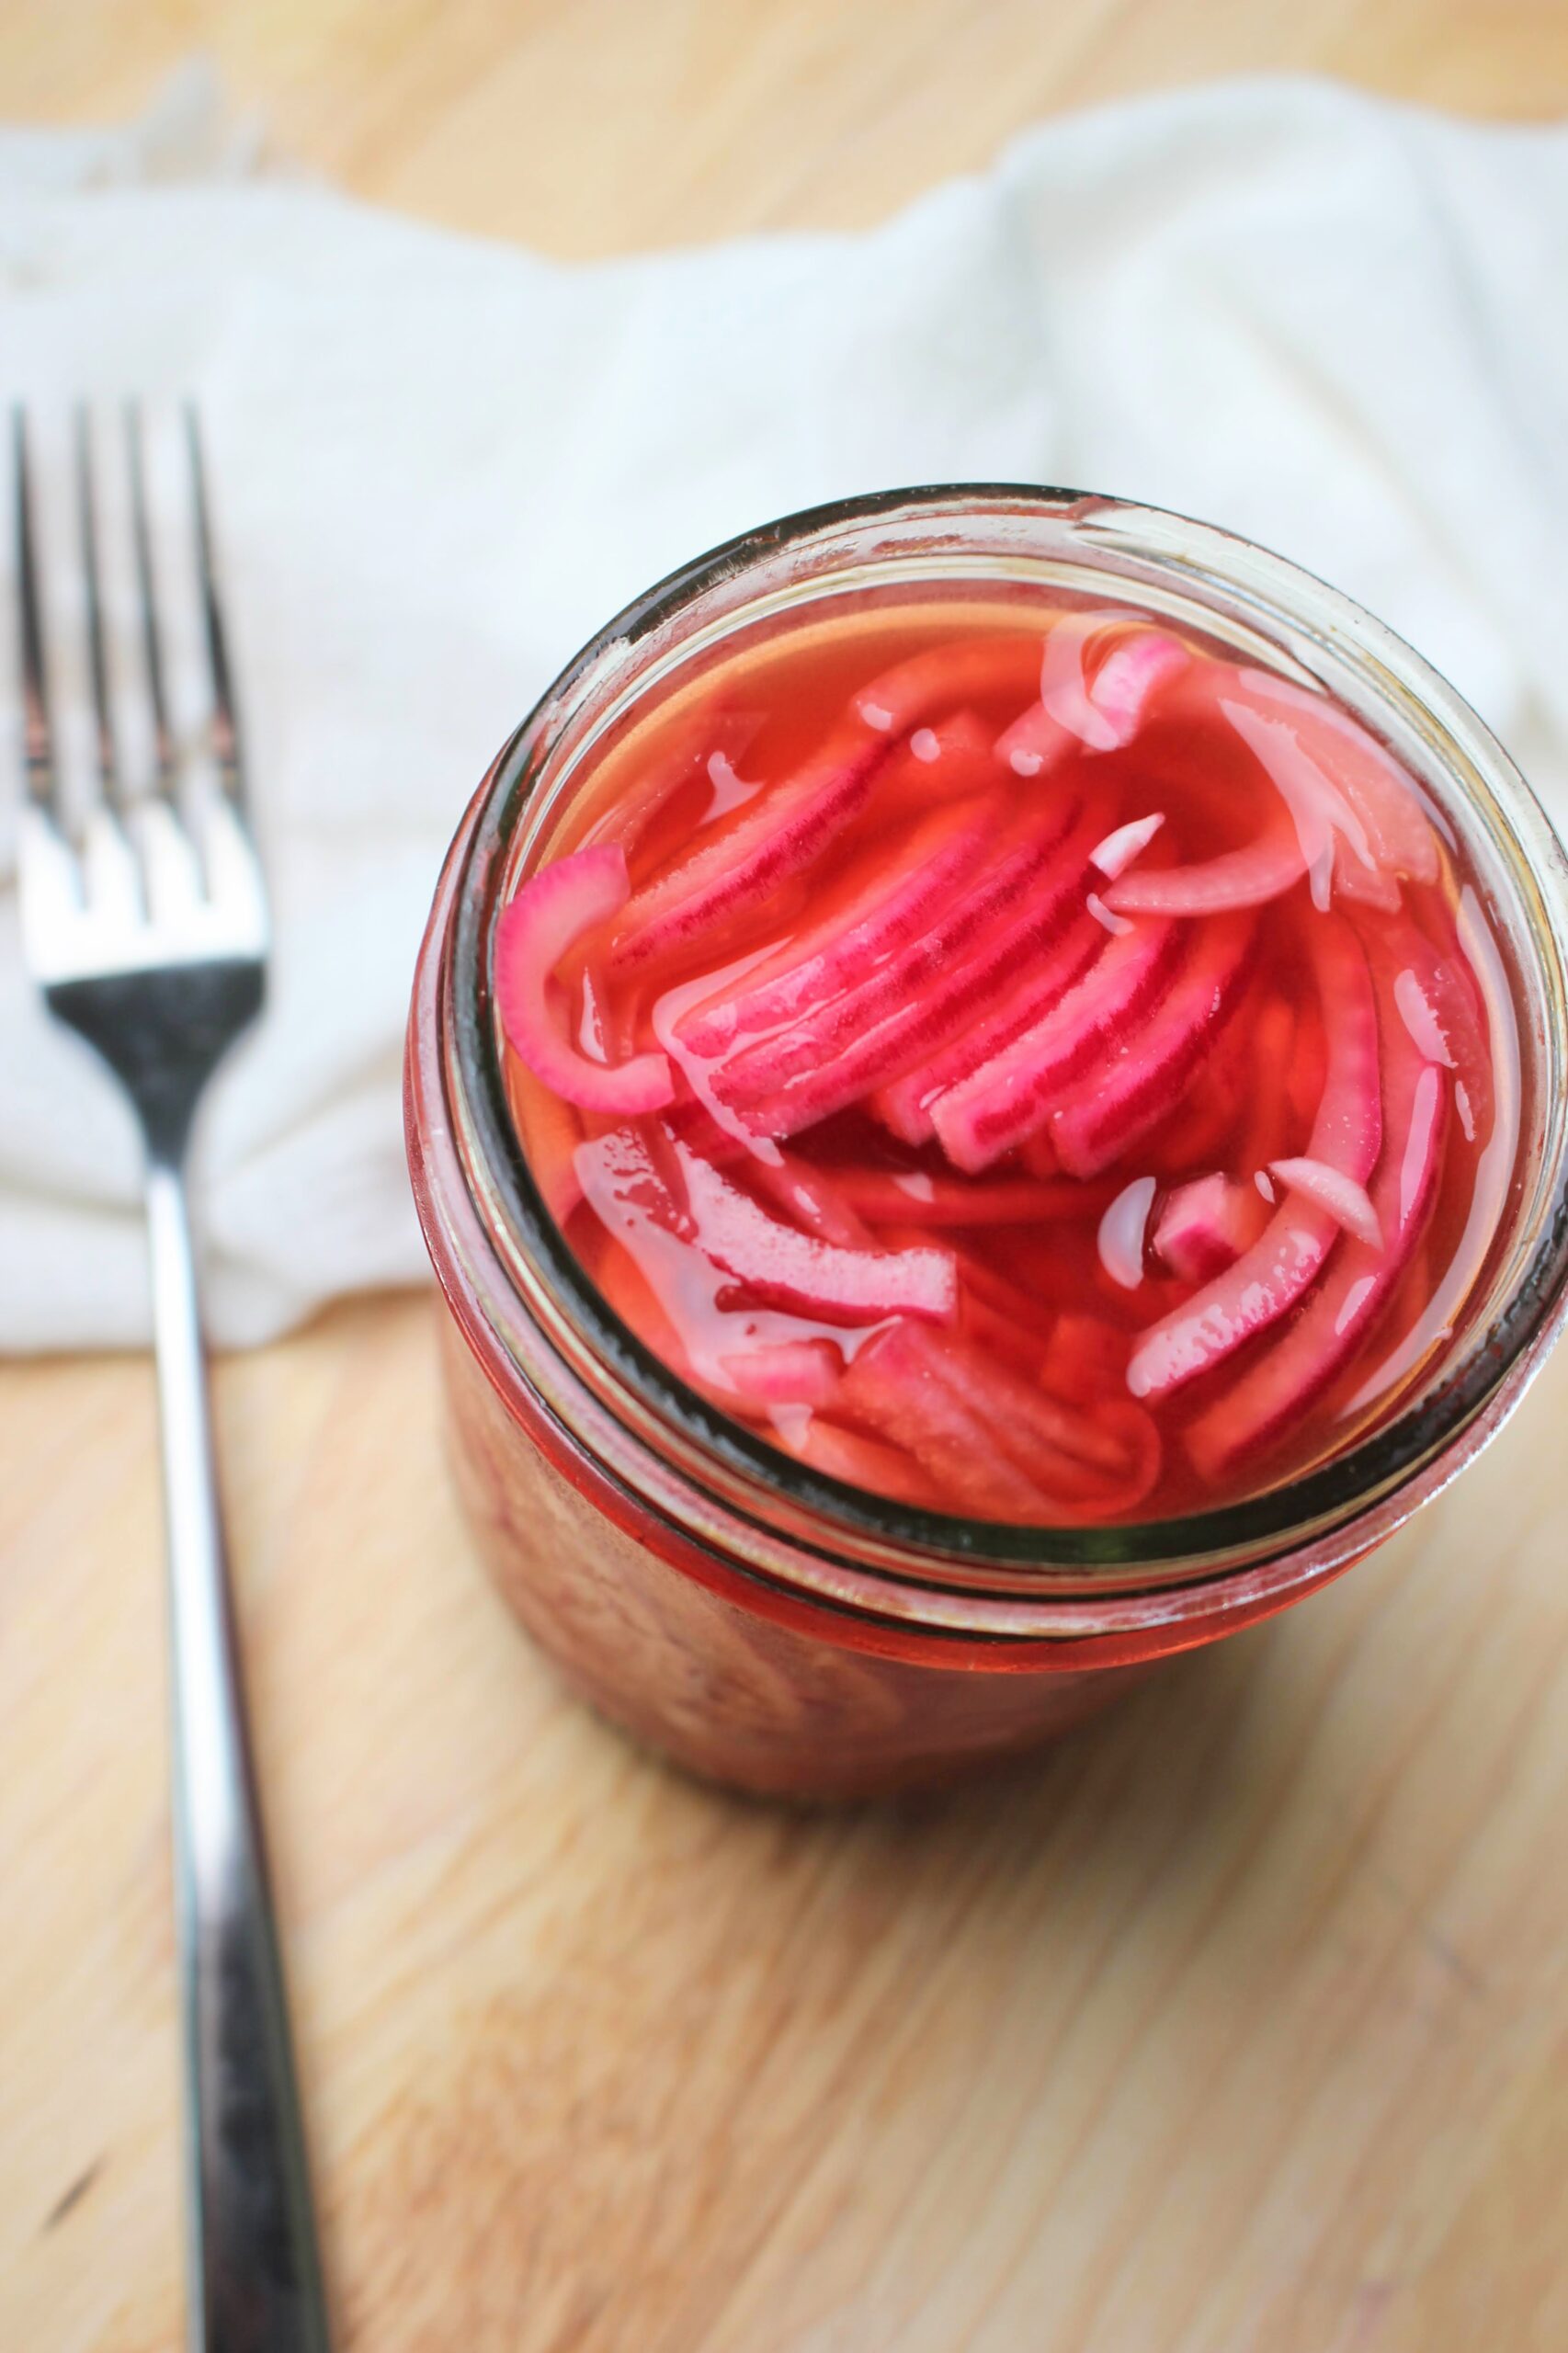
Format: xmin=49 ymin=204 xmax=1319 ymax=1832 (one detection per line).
xmin=494 ymin=597 xmax=1520 ymax=1525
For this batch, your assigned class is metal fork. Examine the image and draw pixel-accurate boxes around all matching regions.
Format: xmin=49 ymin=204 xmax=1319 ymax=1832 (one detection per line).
xmin=14 ymin=406 xmax=331 ymax=2353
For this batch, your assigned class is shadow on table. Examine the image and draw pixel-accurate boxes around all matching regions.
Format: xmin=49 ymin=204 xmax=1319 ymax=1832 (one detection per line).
xmin=636 ymin=1611 xmax=1297 ymax=1977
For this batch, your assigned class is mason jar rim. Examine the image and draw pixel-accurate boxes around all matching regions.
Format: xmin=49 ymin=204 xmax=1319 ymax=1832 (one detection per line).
xmin=434 ymin=483 xmax=1568 ymax=1600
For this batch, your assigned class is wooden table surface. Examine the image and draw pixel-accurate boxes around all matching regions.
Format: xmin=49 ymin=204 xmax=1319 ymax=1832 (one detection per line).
xmin=6 ymin=7 xmax=1568 ymax=2349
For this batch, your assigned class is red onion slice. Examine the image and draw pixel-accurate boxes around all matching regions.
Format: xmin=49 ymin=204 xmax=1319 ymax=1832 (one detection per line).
xmin=495 ymin=847 xmax=675 ymax=1113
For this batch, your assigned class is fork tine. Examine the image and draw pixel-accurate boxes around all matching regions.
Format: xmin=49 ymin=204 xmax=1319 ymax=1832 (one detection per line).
xmin=125 ymin=400 xmax=176 ymax=800
xmin=185 ymin=405 xmax=246 ymax=808
xmin=74 ymin=404 xmax=122 ymax=809
xmin=12 ymin=405 xmax=62 ymax=817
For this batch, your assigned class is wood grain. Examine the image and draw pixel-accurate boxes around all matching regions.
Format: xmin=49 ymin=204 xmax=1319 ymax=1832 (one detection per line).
xmin=2 ymin=1 xmax=1567 ymax=252
xmin=5 ymin=6 xmax=1568 ymax=2348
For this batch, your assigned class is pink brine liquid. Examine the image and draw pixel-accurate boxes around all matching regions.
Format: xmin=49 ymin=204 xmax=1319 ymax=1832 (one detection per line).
xmin=494 ymin=597 xmax=1521 ymax=1525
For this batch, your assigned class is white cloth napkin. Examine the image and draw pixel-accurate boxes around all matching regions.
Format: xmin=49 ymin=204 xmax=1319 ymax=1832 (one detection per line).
xmin=3 ymin=67 xmax=1566 ymax=1351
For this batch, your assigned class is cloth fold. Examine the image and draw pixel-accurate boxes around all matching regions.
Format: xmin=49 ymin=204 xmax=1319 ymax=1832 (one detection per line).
xmin=2 ymin=69 xmax=1565 ymax=1349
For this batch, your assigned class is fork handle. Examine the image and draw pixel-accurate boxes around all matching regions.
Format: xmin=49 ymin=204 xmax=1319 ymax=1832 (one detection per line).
xmin=146 ymin=1156 xmax=332 ymax=2353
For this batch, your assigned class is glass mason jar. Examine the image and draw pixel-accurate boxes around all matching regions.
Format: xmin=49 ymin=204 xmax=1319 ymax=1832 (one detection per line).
xmin=405 ymin=486 xmax=1568 ymax=1801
